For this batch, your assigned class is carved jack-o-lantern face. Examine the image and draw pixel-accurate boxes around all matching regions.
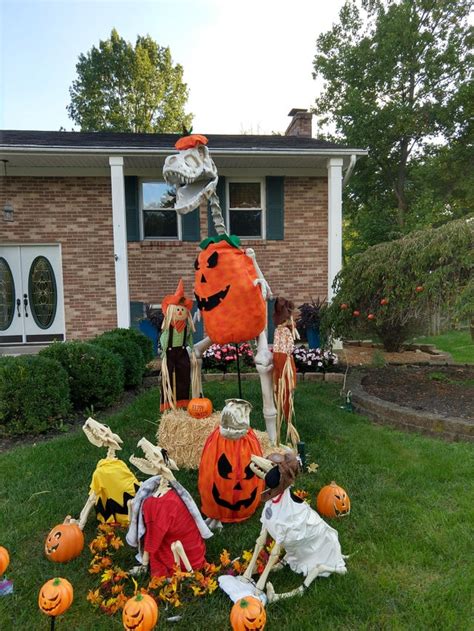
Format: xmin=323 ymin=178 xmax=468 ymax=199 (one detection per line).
xmin=198 ymin=427 xmax=265 ymax=523
xmin=316 ymin=481 xmax=351 ymax=518
xmin=44 ymin=523 xmax=84 ymax=563
xmin=38 ymin=577 xmax=74 ymax=617
xmin=230 ymin=596 xmax=267 ymax=630
xmin=122 ymin=593 xmax=159 ymax=631
xmin=194 ymin=240 xmax=266 ymax=344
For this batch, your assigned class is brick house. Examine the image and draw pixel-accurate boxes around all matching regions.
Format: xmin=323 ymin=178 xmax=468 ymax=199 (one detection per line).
xmin=0 ymin=110 xmax=366 ymax=349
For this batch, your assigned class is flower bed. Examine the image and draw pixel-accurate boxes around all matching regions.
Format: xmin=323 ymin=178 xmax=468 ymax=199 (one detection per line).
xmin=292 ymin=345 xmax=339 ymax=373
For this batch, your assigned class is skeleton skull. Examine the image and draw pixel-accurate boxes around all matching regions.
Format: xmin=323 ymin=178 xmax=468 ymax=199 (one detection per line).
xmin=83 ymin=417 xmax=123 ymax=451
xmin=163 ymin=144 xmax=218 ymax=215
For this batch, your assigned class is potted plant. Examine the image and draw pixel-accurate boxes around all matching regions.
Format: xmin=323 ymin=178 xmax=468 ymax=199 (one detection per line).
xmin=297 ymin=298 xmax=326 ymax=349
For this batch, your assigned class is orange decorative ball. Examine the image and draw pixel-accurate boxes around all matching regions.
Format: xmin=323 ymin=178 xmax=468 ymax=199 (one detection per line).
xmin=352 ymin=310 xmax=360 ymax=317
xmin=45 ymin=523 xmax=84 ymax=563
xmin=194 ymin=239 xmax=266 ymax=344
xmin=340 ymin=303 xmax=348 ymax=310
xmin=0 ymin=546 xmax=10 ymax=575
xmin=38 ymin=577 xmax=74 ymax=617
xmin=380 ymin=298 xmax=389 ymax=305
xmin=317 ymin=481 xmax=351 ymax=518
xmin=188 ymin=397 xmax=213 ymax=419
xmin=122 ymin=592 xmax=158 ymax=631
xmin=415 ymin=286 xmax=424 ymax=293
xmin=230 ymin=596 xmax=266 ymax=630
xmin=367 ymin=314 xmax=376 ymax=321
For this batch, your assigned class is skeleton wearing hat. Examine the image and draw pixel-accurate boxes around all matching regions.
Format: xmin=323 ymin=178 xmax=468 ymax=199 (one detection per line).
xmin=272 ymin=298 xmax=300 ymax=446
xmin=160 ymin=279 xmax=196 ymax=412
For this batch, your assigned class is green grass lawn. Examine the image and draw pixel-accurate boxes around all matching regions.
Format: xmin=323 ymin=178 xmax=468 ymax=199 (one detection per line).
xmin=414 ymin=330 xmax=473 ymax=364
xmin=1 ymin=381 xmax=473 ymax=630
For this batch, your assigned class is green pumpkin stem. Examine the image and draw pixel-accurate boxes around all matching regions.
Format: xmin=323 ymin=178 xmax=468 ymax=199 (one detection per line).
xmin=53 ymin=578 xmax=61 ymax=586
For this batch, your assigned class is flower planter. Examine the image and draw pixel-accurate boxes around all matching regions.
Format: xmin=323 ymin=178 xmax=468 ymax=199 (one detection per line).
xmin=306 ymin=326 xmax=321 ymax=349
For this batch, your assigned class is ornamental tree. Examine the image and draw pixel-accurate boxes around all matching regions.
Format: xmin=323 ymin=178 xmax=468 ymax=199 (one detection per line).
xmin=67 ymin=29 xmax=192 ymax=133
xmin=321 ymin=218 xmax=473 ymax=351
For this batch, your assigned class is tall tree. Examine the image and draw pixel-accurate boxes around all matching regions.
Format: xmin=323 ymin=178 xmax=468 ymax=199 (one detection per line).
xmin=67 ymin=29 xmax=193 ymax=133
xmin=313 ymin=0 xmax=472 ymax=255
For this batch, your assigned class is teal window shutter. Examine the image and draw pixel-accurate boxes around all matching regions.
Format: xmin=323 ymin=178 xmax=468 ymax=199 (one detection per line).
xmin=130 ymin=301 xmax=144 ymax=330
xmin=208 ymin=176 xmax=226 ymax=237
xmin=125 ymin=176 xmax=140 ymax=242
xmin=266 ymin=177 xmax=284 ymax=240
xmin=267 ymin=298 xmax=276 ymax=344
xmin=182 ymin=207 xmax=201 ymax=241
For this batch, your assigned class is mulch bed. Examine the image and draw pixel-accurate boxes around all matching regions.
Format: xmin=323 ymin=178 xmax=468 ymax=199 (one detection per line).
xmin=362 ymin=365 xmax=474 ymax=420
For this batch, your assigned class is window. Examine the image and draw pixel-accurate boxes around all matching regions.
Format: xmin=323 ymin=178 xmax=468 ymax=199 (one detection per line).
xmin=141 ymin=181 xmax=180 ymax=239
xmin=227 ymin=180 xmax=264 ymax=238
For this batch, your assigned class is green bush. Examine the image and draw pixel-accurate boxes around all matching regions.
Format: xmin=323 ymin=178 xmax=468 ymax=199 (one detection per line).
xmin=92 ymin=332 xmax=145 ymax=388
xmin=322 ymin=218 xmax=474 ymax=351
xmin=0 ymin=355 xmax=71 ymax=436
xmin=40 ymin=341 xmax=124 ymax=409
xmin=103 ymin=327 xmax=154 ymax=363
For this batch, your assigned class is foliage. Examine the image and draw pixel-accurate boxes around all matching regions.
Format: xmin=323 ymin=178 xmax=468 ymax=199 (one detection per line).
xmin=313 ymin=0 xmax=472 ymax=255
xmin=292 ymin=346 xmax=339 ymax=373
xmin=322 ymin=218 xmax=474 ymax=351
xmin=296 ymin=298 xmax=327 ymax=330
xmin=67 ymin=28 xmax=193 ymax=132
xmin=202 ymin=342 xmax=255 ymax=372
xmin=104 ymin=328 xmax=154 ymax=364
xmin=92 ymin=332 xmax=145 ymax=388
xmin=40 ymin=341 xmax=124 ymax=409
xmin=0 ymin=355 xmax=71 ymax=436
xmin=415 ymin=330 xmax=473 ymax=364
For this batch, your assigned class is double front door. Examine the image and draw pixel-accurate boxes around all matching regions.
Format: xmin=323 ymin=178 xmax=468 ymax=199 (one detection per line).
xmin=0 ymin=245 xmax=65 ymax=345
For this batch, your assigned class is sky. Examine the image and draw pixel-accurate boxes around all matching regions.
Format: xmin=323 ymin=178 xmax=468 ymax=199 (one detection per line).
xmin=0 ymin=0 xmax=345 ymax=135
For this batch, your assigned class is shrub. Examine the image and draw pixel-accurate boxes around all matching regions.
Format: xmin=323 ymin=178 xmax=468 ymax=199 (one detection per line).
xmin=202 ymin=342 xmax=255 ymax=373
xmin=104 ymin=327 xmax=154 ymax=363
xmin=92 ymin=332 xmax=145 ymax=388
xmin=0 ymin=355 xmax=71 ymax=436
xmin=321 ymin=218 xmax=474 ymax=351
xmin=40 ymin=341 xmax=124 ymax=409
xmin=292 ymin=346 xmax=339 ymax=373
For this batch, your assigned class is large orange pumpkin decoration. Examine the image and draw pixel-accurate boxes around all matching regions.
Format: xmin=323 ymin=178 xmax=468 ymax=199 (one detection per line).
xmin=38 ymin=577 xmax=74 ymax=617
xmin=188 ymin=397 xmax=213 ymax=419
xmin=198 ymin=427 xmax=265 ymax=523
xmin=316 ymin=481 xmax=351 ymax=518
xmin=44 ymin=522 xmax=84 ymax=563
xmin=0 ymin=546 xmax=10 ymax=575
xmin=230 ymin=596 xmax=266 ymax=630
xmin=194 ymin=236 xmax=266 ymax=344
xmin=122 ymin=592 xmax=159 ymax=631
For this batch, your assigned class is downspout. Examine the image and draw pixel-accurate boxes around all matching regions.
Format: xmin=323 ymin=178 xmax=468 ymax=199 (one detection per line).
xmin=342 ymin=154 xmax=357 ymax=188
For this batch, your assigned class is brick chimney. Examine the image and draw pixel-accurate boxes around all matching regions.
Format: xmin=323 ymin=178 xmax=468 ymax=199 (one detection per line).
xmin=285 ymin=108 xmax=313 ymax=138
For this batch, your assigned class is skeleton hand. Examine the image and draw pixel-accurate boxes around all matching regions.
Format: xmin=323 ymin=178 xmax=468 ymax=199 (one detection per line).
xmin=193 ymin=309 xmax=201 ymax=324
xmin=253 ymin=278 xmax=271 ymax=300
xmin=129 ymin=564 xmax=148 ymax=577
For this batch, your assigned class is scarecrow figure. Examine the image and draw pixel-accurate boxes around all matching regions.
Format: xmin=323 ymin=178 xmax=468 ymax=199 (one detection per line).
xmin=160 ymin=279 xmax=196 ymax=412
xmin=272 ymin=298 xmax=300 ymax=446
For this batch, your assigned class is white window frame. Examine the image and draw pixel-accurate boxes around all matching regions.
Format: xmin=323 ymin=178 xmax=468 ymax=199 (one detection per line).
xmin=226 ymin=178 xmax=266 ymax=240
xmin=139 ymin=179 xmax=182 ymax=241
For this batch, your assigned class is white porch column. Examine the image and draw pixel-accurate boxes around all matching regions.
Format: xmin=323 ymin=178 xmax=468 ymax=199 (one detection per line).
xmin=109 ymin=156 xmax=130 ymax=328
xmin=327 ymin=158 xmax=343 ymax=301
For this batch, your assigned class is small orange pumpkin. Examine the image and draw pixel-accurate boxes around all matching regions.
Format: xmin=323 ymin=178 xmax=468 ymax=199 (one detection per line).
xmin=316 ymin=481 xmax=351 ymax=518
xmin=188 ymin=397 xmax=213 ymax=419
xmin=38 ymin=577 xmax=74 ymax=617
xmin=122 ymin=592 xmax=159 ymax=631
xmin=194 ymin=238 xmax=266 ymax=344
xmin=44 ymin=523 xmax=84 ymax=563
xmin=0 ymin=546 xmax=10 ymax=575
xmin=230 ymin=596 xmax=266 ymax=630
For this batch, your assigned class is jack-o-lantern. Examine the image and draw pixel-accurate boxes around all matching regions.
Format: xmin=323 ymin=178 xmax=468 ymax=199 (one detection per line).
xmin=122 ymin=592 xmax=159 ymax=631
xmin=316 ymin=481 xmax=351 ymax=518
xmin=0 ymin=546 xmax=9 ymax=575
xmin=44 ymin=523 xmax=84 ymax=563
xmin=188 ymin=397 xmax=213 ymax=419
xmin=38 ymin=577 xmax=74 ymax=617
xmin=198 ymin=424 xmax=265 ymax=523
xmin=194 ymin=236 xmax=266 ymax=344
xmin=230 ymin=596 xmax=266 ymax=630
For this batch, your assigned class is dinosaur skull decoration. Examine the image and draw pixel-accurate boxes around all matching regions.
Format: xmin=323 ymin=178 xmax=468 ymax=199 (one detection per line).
xmin=129 ymin=437 xmax=179 ymax=479
xmin=163 ymin=140 xmax=218 ymax=215
xmin=83 ymin=417 xmax=123 ymax=451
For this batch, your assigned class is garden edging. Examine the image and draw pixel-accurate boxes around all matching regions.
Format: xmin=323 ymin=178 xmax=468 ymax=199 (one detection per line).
xmin=347 ymin=370 xmax=473 ymax=442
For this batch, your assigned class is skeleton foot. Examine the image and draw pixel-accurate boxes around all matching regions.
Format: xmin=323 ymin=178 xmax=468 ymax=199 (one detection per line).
xmin=129 ymin=564 xmax=148 ymax=577
xmin=266 ymin=581 xmax=304 ymax=603
xmin=205 ymin=517 xmax=223 ymax=530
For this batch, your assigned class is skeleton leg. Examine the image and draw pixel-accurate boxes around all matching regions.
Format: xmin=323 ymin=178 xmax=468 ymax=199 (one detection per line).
xmin=254 ymin=332 xmax=277 ymax=444
xmin=242 ymin=525 xmax=268 ymax=581
xmin=171 ymin=540 xmax=192 ymax=572
xmin=266 ymin=564 xmax=347 ymax=603
xmin=191 ymin=336 xmax=212 ymax=398
xmin=255 ymin=543 xmax=281 ymax=591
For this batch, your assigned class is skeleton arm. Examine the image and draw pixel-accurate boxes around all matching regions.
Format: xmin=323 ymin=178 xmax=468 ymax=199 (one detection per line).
xmin=242 ymin=524 xmax=268 ymax=580
xmin=70 ymin=491 xmax=97 ymax=531
xmin=245 ymin=248 xmax=272 ymax=300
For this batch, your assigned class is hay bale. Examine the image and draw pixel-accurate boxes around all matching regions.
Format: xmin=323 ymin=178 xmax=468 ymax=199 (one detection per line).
xmin=157 ymin=409 xmax=274 ymax=469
